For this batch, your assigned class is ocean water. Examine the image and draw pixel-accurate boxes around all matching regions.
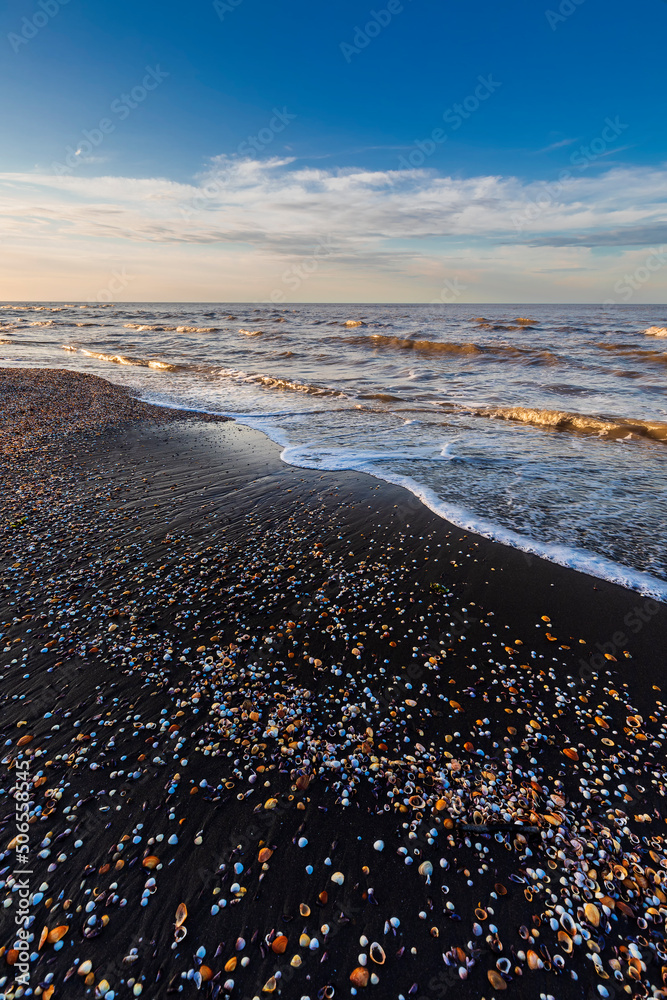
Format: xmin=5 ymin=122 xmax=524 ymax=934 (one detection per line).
xmin=2 ymin=302 xmax=666 ymax=599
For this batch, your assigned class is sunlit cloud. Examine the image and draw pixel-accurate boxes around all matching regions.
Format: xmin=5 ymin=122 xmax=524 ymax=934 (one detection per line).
xmin=1 ymin=158 xmax=666 ymax=301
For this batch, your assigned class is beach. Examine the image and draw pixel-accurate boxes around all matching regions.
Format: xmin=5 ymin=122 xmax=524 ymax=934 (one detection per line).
xmin=1 ymin=369 xmax=667 ymax=1000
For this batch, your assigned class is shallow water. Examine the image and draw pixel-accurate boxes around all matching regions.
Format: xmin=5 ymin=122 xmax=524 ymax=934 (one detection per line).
xmin=1 ymin=301 xmax=666 ymax=597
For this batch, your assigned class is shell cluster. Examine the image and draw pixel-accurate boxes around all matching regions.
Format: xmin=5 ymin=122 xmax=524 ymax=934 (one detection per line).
xmin=0 ymin=377 xmax=666 ymax=999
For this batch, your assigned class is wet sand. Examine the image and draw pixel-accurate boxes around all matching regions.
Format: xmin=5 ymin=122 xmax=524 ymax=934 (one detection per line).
xmin=1 ymin=371 xmax=667 ymax=1000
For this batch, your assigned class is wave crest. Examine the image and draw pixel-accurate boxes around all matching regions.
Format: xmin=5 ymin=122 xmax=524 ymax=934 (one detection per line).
xmin=475 ymin=405 xmax=667 ymax=443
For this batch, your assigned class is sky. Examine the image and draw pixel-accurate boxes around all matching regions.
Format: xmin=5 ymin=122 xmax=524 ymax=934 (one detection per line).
xmin=1 ymin=0 xmax=666 ymax=303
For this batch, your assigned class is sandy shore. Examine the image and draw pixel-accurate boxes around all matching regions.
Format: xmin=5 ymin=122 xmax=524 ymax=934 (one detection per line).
xmin=1 ymin=371 xmax=666 ymax=1000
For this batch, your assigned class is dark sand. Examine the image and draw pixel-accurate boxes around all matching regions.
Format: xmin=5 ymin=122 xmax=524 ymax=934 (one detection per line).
xmin=1 ymin=371 xmax=666 ymax=1000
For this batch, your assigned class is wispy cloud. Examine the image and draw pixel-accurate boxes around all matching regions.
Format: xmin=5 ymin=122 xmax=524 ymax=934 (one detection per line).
xmin=1 ymin=158 xmax=666 ymax=300
xmin=535 ymin=138 xmax=577 ymax=153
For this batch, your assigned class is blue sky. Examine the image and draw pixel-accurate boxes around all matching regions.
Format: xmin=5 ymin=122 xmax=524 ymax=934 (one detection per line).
xmin=1 ymin=0 xmax=666 ymax=301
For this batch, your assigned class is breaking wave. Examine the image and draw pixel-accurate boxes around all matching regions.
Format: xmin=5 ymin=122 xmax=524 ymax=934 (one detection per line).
xmin=347 ymin=333 xmax=561 ymax=365
xmin=472 ymin=405 xmax=667 ymax=444
xmin=217 ymin=367 xmax=345 ymax=397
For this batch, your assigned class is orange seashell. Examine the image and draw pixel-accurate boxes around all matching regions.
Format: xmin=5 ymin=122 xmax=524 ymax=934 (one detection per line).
xmin=271 ymin=935 xmax=288 ymax=954
xmin=350 ymin=967 xmax=370 ymax=987
xmin=142 ymin=856 xmax=159 ymax=869
xmin=258 ymin=847 xmax=273 ymax=863
xmin=543 ymin=813 xmax=562 ymax=826
xmin=225 ymin=957 xmax=237 ymax=972
xmin=300 ymin=903 xmax=311 ymax=916
xmin=563 ymin=747 xmax=579 ymax=761
xmin=17 ymin=734 xmax=33 ymax=747
xmin=200 ymin=965 xmax=213 ymax=982
xmin=495 ymin=883 xmax=507 ymax=895
xmin=175 ymin=903 xmax=188 ymax=928
xmin=558 ymin=930 xmax=573 ymax=953
xmin=527 ymin=949 xmax=540 ymax=970
xmin=43 ymin=987 xmax=55 ymax=1000
xmin=38 ymin=926 xmax=48 ymax=951
xmin=584 ymin=902 xmax=600 ymax=927
xmin=6 ymin=949 xmax=19 ymax=965
xmin=487 ymin=969 xmax=507 ymax=990
xmin=435 ymin=798 xmax=447 ymax=811
xmin=262 ymin=976 xmax=277 ymax=993
xmin=47 ymin=926 xmax=68 ymax=944
xmin=464 ymin=742 xmax=474 ymax=752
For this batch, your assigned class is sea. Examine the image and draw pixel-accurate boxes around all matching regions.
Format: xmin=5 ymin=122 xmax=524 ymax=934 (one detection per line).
xmin=1 ymin=302 xmax=666 ymax=600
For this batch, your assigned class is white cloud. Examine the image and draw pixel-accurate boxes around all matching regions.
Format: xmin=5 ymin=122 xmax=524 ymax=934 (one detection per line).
xmin=1 ymin=158 xmax=666 ymax=301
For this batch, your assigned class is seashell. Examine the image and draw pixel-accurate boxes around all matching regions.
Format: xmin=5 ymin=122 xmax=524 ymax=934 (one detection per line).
xmin=96 ymin=980 xmax=110 ymax=996
xmin=475 ymin=908 xmax=487 ymax=921
xmin=487 ymin=969 xmax=507 ymax=990
xmin=560 ymin=911 xmax=576 ymax=934
xmin=494 ymin=883 xmax=507 ymax=895
xmin=174 ymin=926 xmax=187 ymax=943
xmin=291 ymin=954 xmax=302 ymax=967
xmin=272 ymin=935 xmax=288 ymax=954
xmin=224 ymin=957 xmax=237 ymax=972
xmin=350 ymin=967 xmax=370 ymax=987
xmin=370 ymin=942 xmax=386 ymax=965
xmin=47 ymin=926 xmax=69 ymax=944
xmin=563 ymin=747 xmax=579 ymax=761
xmin=584 ymin=902 xmax=600 ymax=927
xmin=318 ymin=890 xmax=328 ymax=904
xmin=299 ymin=934 xmax=311 ymax=948
xmin=527 ymin=949 xmax=540 ymax=970
xmin=373 ymin=840 xmax=384 ymax=851
xmin=409 ymin=795 xmax=424 ymax=808
xmin=142 ymin=856 xmax=159 ymax=869
xmin=38 ymin=926 xmax=48 ymax=951
xmin=418 ymin=860 xmax=433 ymax=883
xmin=175 ymin=903 xmax=187 ymax=928
xmin=258 ymin=847 xmax=273 ymax=863
xmin=264 ymin=798 xmax=278 ymax=810
xmin=300 ymin=903 xmax=311 ymax=917
xmin=78 ymin=960 xmax=93 ymax=976
xmin=330 ymin=872 xmax=344 ymax=885
xmin=262 ymin=976 xmax=277 ymax=993
xmin=235 ymin=937 xmax=246 ymax=951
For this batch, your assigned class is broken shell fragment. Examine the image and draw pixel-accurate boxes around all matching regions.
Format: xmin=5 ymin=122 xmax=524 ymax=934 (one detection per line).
xmin=369 ymin=942 xmax=386 ymax=965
